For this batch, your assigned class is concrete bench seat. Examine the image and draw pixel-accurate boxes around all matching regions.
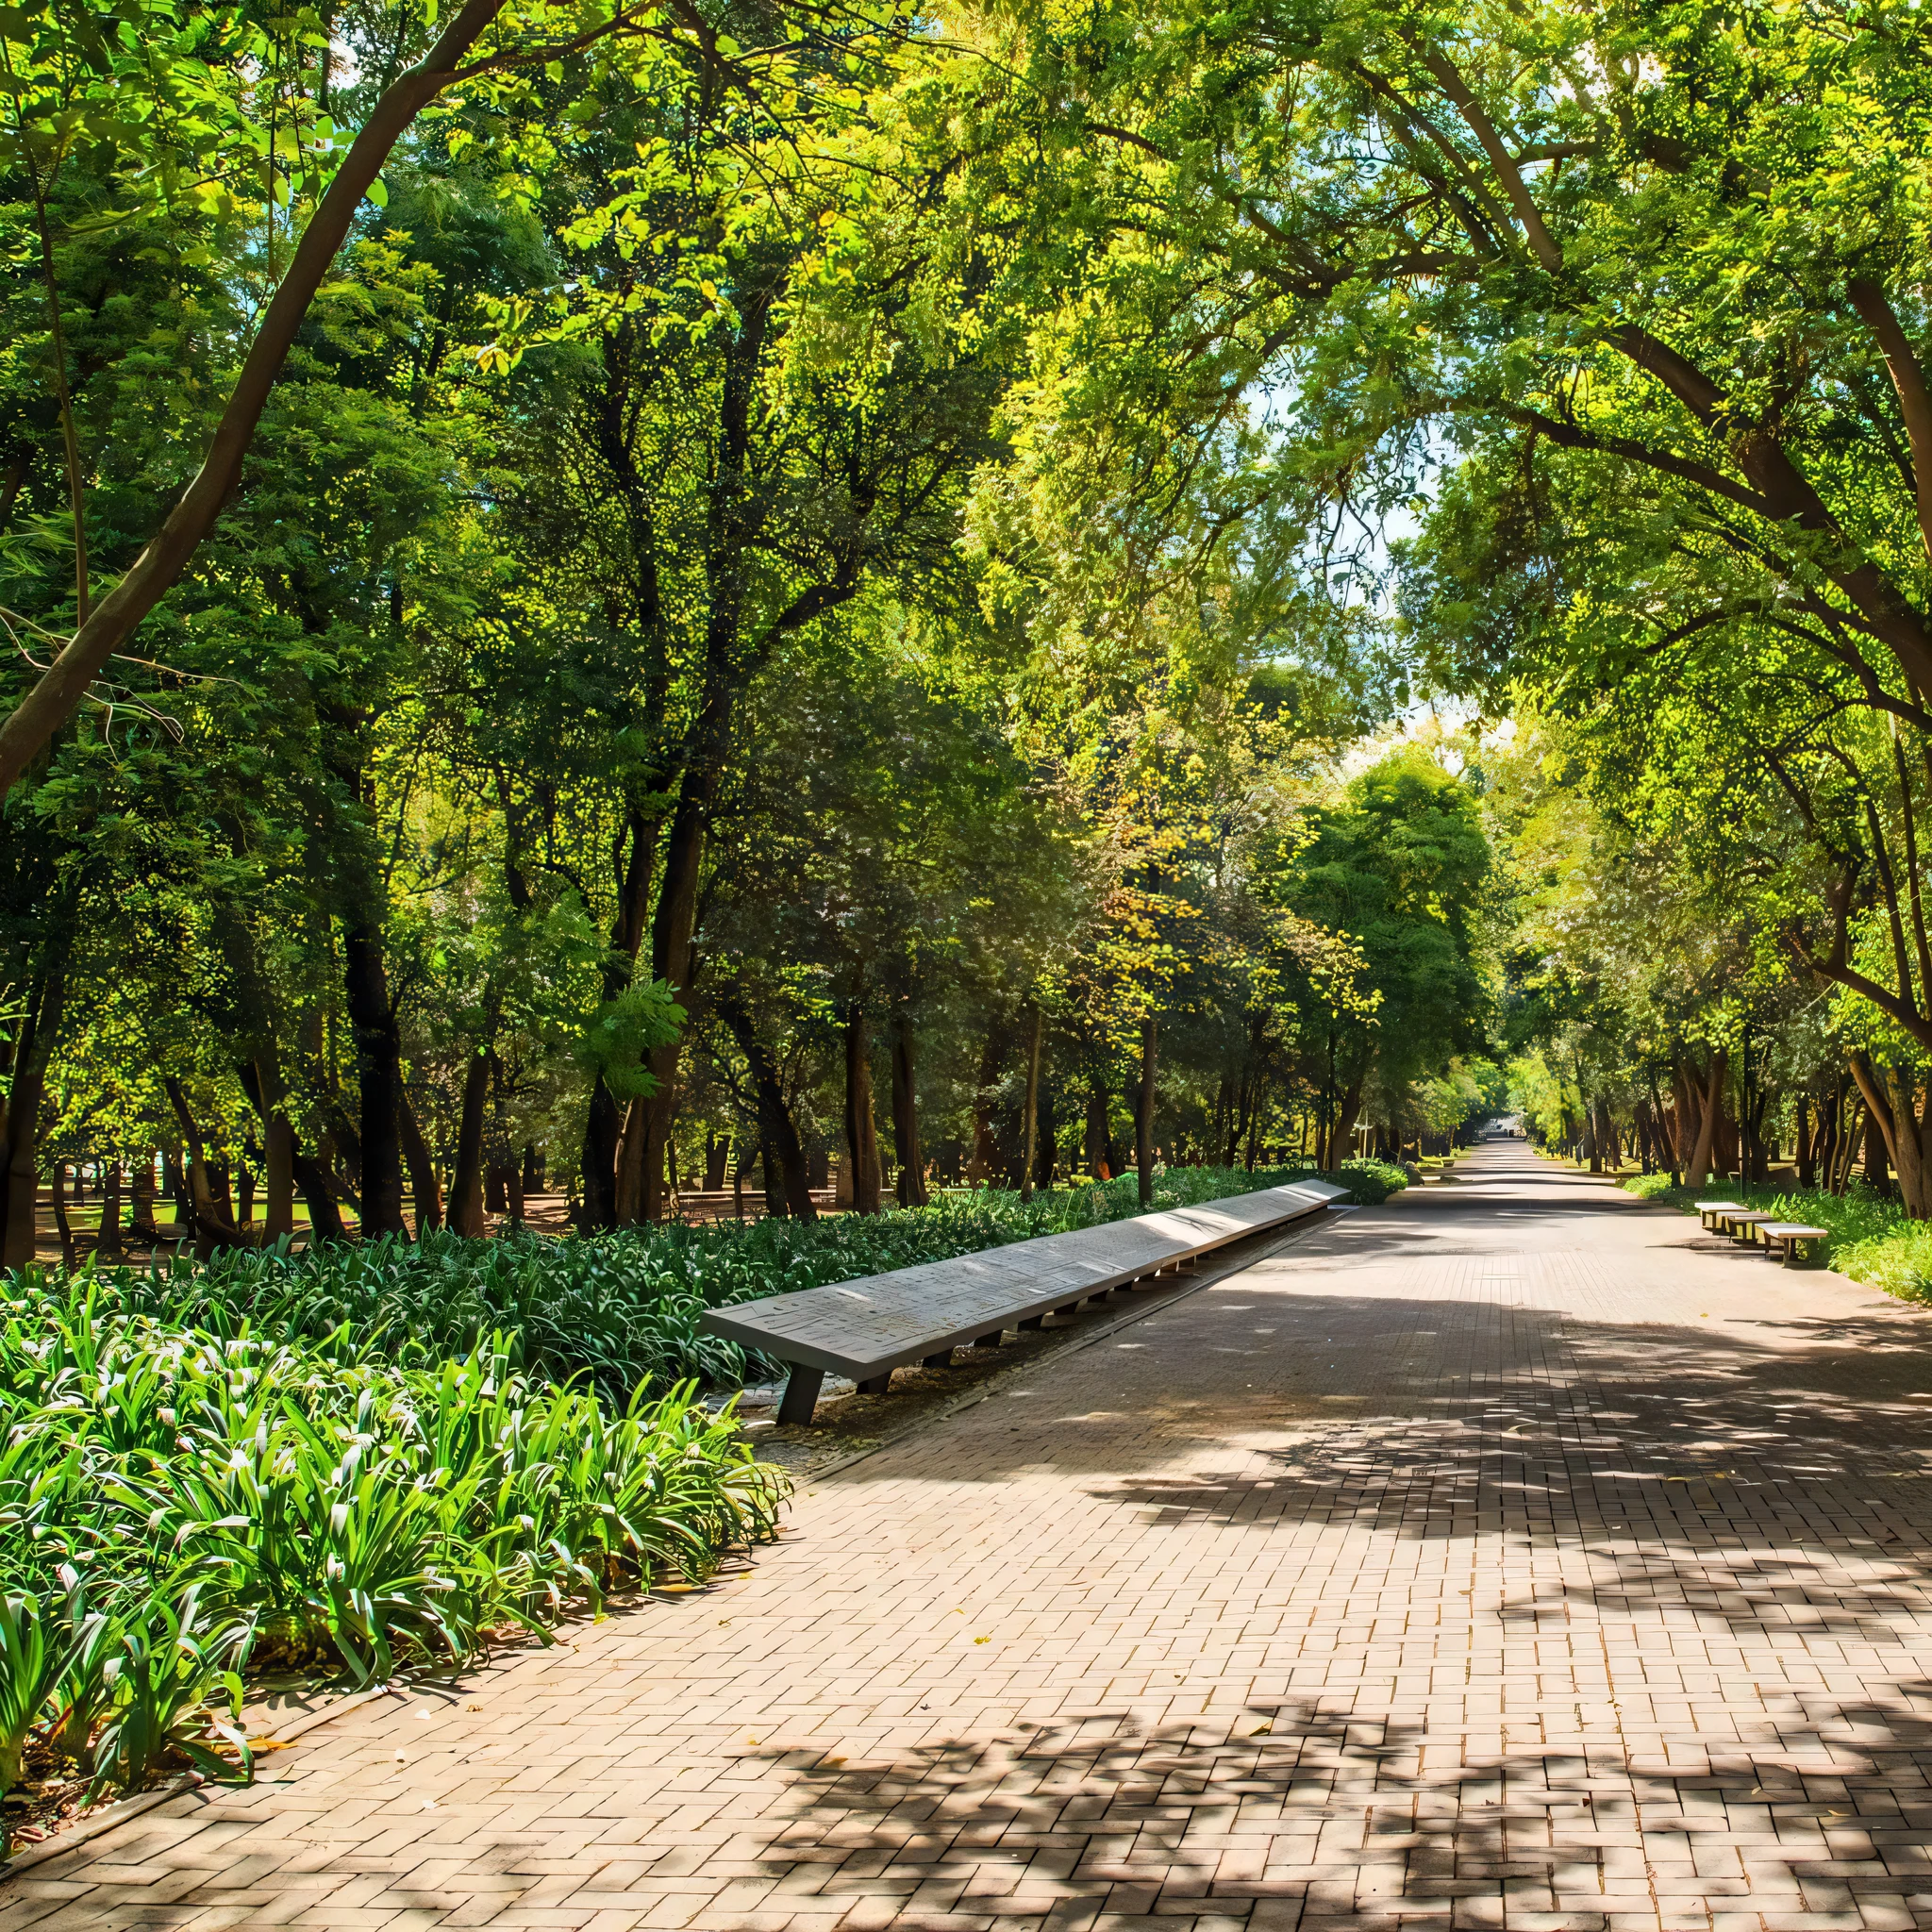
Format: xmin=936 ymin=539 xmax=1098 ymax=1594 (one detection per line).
xmin=1717 ymin=1208 xmax=1780 ymax=1242
xmin=1695 ymin=1200 xmax=1746 ymax=1232
xmin=699 ymin=1179 xmax=1352 ymax=1424
xmin=1759 ymin=1223 xmax=1829 ymax=1269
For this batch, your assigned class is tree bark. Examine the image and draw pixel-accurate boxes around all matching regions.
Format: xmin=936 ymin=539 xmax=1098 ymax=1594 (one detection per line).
xmin=581 ymin=808 xmax=658 ymax=1230
xmin=235 ymin=1059 xmax=297 ymax=1241
xmin=0 ymin=958 xmax=66 ymax=1270
xmin=342 ymin=924 xmax=406 ymax=1237
xmin=1083 ymin=1083 xmax=1111 ymax=1179
xmin=94 ymin=1158 xmax=124 ymax=1263
xmin=613 ymin=1093 xmax=648 ymax=1224
xmin=1685 ymin=1048 xmax=1728 ymax=1188
xmin=448 ymin=1048 xmax=491 ymax=1237
xmin=162 ymin=1077 xmax=246 ymax=1253
xmin=128 ymin=1147 xmax=159 ymax=1239
xmin=398 ymin=1089 xmax=442 ymax=1231
xmin=844 ymin=1006 xmax=881 ymax=1215
xmin=717 ymin=994 xmax=816 ymax=1222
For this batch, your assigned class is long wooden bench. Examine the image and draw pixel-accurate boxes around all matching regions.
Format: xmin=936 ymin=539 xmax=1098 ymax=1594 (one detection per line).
xmin=699 ymin=1179 xmax=1353 ymax=1424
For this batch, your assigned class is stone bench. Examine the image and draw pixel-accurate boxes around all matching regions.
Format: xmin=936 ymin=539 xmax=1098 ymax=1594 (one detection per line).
xmin=699 ymin=1179 xmax=1353 ymax=1424
xmin=1758 ymin=1223 xmax=1829 ymax=1269
xmin=1695 ymin=1200 xmax=1746 ymax=1233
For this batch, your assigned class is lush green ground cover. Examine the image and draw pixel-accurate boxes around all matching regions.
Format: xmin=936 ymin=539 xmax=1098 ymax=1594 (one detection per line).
xmin=0 ymin=1280 xmax=788 ymax=1840
xmin=18 ymin=1163 xmax=1407 ymax=1404
xmin=1620 ymin=1173 xmax=1932 ymax=1295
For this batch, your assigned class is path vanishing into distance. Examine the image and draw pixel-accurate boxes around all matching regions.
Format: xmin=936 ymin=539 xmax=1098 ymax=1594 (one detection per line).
xmin=20 ymin=1141 xmax=1932 ymax=1932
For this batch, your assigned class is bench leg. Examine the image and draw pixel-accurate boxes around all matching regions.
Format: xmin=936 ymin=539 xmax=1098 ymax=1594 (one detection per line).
xmin=974 ymin=1330 xmax=1004 ymax=1349
xmin=856 ymin=1371 xmax=892 ymax=1394
xmin=922 ymin=1349 xmax=952 ymax=1369
xmin=776 ymin=1365 xmax=824 ymax=1426
xmin=1019 ymin=1315 xmax=1044 ymax=1331
xmin=1052 ymin=1303 xmax=1079 ymax=1318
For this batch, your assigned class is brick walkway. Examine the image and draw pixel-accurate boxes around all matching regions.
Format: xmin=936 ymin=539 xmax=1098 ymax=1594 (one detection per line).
xmin=14 ymin=1142 xmax=1932 ymax=1932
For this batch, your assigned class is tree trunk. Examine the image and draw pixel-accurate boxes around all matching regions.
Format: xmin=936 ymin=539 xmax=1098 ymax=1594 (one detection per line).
xmin=614 ymin=1094 xmax=648 ymax=1224
xmin=342 ymin=924 xmax=406 ymax=1238
xmin=398 ymin=1090 xmax=443 ymax=1232
xmin=704 ymin=1132 xmax=730 ymax=1191
xmin=448 ymin=1049 xmax=491 ymax=1238
xmin=1331 ymin=1076 xmax=1367 ymax=1170
xmin=1035 ymin=1075 xmax=1057 ymax=1191
xmin=50 ymin=1164 xmax=75 ymax=1268
xmin=0 ymin=958 xmax=65 ymax=1271
xmin=1019 ymin=1003 xmax=1043 ymax=1206
xmin=582 ymin=1076 xmax=623 ymax=1230
xmin=581 ymin=809 xmax=658 ymax=1232
xmin=161 ymin=1078 xmax=246 ymax=1253
xmin=128 ymin=1148 xmax=159 ymax=1239
xmin=1797 ymin=1095 xmax=1815 ymax=1189
xmin=844 ymin=1008 xmax=881 ymax=1215
xmin=717 ymin=995 xmax=816 ymax=1223
xmin=891 ymin=1010 xmax=928 ymax=1208
xmin=1135 ymin=1015 xmax=1158 ymax=1208
xmin=94 ymin=1158 xmax=124 ymax=1263
xmin=235 ymin=1058 xmax=297 ymax=1241
xmin=1685 ymin=1049 xmax=1728 ymax=1188
xmin=1084 ymin=1084 xmax=1111 ymax=1179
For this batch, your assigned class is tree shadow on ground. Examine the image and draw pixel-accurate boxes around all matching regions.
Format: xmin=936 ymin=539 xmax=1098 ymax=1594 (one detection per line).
xmin=744 ymin=1686 xmax=1932 ymax=1929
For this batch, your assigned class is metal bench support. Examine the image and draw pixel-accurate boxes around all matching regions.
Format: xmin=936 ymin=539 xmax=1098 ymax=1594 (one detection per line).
xmin=856 ymin=1372 xmax=892 ymax=1395
xmin=974 ymin=1330 xmax=1004 ymax=1349
xmin=922 ymin=1349 xmax=952 ymax=1368
xmin=777 ymin=1365 xmax=824 ymax=1426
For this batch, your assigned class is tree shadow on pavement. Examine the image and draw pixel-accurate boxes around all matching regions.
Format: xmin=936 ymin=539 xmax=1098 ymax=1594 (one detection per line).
xmin=745 ymin=1687 xmax=1932 ymax=1930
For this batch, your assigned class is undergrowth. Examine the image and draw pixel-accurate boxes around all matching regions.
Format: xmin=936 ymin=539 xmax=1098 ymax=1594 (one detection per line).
xmin=0 ymin=1287 xmax=789 ymax=1849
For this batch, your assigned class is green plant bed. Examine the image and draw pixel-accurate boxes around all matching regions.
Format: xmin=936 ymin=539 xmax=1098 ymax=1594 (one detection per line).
xmin=11 ymin=1162 xmax=1405 ymax=1404
xmin=0 ymin=1283 xmax=790 ymax=1850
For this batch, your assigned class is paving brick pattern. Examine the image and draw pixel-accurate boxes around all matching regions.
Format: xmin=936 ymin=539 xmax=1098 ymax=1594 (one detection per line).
xmin=13 ymin=1143 xmax=1932 ymax=1932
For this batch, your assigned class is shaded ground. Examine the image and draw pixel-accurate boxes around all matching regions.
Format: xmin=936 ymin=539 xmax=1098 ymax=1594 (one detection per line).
xmin=12 ymin=1143 xmax=1932 ymax=1932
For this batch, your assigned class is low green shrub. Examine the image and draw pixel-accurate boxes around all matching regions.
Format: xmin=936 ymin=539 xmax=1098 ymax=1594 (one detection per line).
xmin=1622 ymin=1173 xmax=1689 ymax=1205
xmin=1330 ymin=1158 xmax=1410 ymax=1205
xmin=0 ymin=1282 xmax=789 ymax=1839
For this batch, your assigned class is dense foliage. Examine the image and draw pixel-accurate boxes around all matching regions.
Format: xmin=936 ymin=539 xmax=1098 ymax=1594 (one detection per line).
xmin=0 ymin=1284 xmax=787 ymax=1832
xmin=0 ymin=0 xmax=1503 ymax=1283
